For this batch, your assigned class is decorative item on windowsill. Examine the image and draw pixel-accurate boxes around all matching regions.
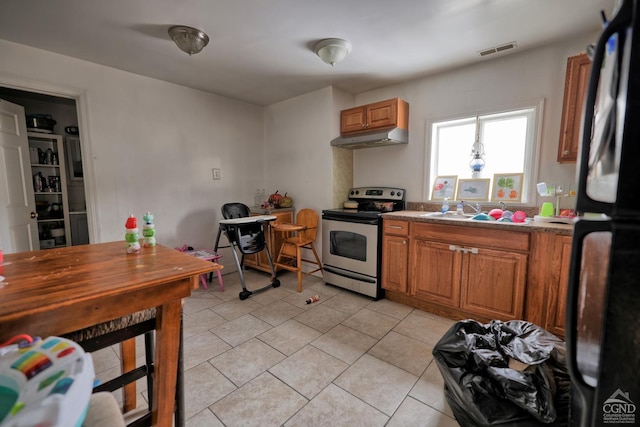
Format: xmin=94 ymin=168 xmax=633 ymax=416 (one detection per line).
xmin=469 ymin=118 xmax=485 ymax=178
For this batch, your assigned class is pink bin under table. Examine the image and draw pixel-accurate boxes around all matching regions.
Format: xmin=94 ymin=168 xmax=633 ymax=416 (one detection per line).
xmin=183 ymin=249 xmax=224 ymax=291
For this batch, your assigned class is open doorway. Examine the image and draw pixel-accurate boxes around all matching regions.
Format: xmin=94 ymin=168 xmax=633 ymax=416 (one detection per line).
xmin=0 ymin=86 xmax=90 ymax=245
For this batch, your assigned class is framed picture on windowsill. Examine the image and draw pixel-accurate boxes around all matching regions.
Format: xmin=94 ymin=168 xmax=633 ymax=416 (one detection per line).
xmin=491 ymin=173 xmax=524 ymax=202
xmin=456 ymin=178 xmax=490 ymax=201
xmin=431 ymin=175 xmax=457 ymax=200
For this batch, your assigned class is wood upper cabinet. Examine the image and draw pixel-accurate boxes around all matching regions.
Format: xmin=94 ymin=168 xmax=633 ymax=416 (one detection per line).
xmin=381 ymin=219 xmax=409 ymax=293
xmin=558 ymin=53 xmax=592 ymax=163
xmin=244 ymin=209 xmax=293 ymax=272
xmin=410 ymin=223 xmax=529 ymax=321
xmin=340 ymin=98 xmax=409 ymax=135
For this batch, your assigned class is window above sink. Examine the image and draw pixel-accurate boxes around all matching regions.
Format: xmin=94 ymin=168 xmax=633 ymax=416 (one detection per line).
xmin=426 ymin=102 xmax=542 ymax=204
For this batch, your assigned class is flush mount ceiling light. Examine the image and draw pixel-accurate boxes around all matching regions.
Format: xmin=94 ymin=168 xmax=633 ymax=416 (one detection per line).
xmin=314 ymin=38 xmax=351 ymax=66
xmin=168 ymin=25 xmax=210 ymax=56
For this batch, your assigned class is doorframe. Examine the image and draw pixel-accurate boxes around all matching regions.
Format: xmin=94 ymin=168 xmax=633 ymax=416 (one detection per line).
xmin=0 ymin=76 xmax=100 ymax=244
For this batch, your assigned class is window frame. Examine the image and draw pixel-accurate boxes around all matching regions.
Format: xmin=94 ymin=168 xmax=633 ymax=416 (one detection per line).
xmin=423 ymin=99 xmax=544 ymax=204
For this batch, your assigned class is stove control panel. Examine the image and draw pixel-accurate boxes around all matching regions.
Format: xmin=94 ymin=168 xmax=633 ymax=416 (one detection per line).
xmin=349 ymin=187 xmax=405 ymax=201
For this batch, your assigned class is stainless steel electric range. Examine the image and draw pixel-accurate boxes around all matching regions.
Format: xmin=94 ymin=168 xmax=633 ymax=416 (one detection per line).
xmin=322 ymin=187 xmax=406 ymax=299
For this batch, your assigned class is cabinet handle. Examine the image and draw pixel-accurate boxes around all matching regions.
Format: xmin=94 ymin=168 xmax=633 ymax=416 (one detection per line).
xmin=402 ymin=240 xmax=407 ymax=245
xmin=449 ymin=245 xmax=457 ymax=251
xmin=461 ymin=247 xmax=479 ymax=254
xmin=388 ymin=225 xmax=403 ymax=229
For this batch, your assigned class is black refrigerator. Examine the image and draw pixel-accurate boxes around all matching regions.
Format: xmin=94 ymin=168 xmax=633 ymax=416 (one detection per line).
xmin=568 ymin=0 xmax=640 ymax=425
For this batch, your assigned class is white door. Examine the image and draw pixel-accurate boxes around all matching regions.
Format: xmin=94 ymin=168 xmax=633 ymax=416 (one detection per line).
xmin=0 ymin=99 xmax=38 ymax=253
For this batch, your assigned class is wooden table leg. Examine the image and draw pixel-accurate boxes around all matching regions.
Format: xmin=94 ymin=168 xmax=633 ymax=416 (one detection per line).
xmin=152 ymin=298 xmax=181 ymax=426
xmin=120 ymin=338 xmax=137 ymax=412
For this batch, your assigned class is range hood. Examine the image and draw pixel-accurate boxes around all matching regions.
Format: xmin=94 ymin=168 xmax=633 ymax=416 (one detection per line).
xmin=330 ymin=127 xmax=408 ymax=149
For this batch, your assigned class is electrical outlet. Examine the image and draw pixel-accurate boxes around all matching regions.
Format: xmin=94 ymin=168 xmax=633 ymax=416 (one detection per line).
xmin=212 ymin=168 xmax=221 ymax=180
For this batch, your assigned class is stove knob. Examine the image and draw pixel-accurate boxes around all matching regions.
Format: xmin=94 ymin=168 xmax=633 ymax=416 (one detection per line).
xmin=355 ymin=190 xmax=360 ymax=195
xmin=390 ymin=191 xmax=395 ymax=196
xmin=397 ymin=191 xmax=402 ymax=197
xmin=350 ymin=190 xmax=354 ymax=196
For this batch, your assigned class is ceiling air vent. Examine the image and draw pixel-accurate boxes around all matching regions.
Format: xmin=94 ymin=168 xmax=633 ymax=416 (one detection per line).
xmin=478 ymin=41 xmax=517 ymax=57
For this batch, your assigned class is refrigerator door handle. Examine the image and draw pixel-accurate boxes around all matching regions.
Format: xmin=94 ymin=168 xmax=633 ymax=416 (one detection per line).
xmin=565 ymin=218 xmax=611 ymax=422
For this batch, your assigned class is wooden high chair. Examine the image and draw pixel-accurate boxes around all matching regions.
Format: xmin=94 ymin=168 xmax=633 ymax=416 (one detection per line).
xmin=272 ymin=209 xmax=323 ymax=292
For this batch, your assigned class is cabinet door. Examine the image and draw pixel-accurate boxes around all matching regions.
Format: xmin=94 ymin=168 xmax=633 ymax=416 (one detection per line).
xmin=460 ymin=247 xmax=527 ymax=320
xmin=381 ymin=234 xmax=409 ymax=292
xmin=558 ymin=53 xmax=591 ymax=163
xmin=340 ymin=106 xmax=367 ymax=133
xmin=366 ymin=99 xmax=398 ymax=130
xmin=545 ymin=235 xmax=572 ymax=337
xmin=411 ymin=240 xmax=461 ymax=307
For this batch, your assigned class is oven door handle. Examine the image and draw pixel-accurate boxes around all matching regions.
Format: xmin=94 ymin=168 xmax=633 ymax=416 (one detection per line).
xmin=322 ymin=216 xmax=379 ymax=225
xmin=323 ymin=266 xmax=377 ymax=283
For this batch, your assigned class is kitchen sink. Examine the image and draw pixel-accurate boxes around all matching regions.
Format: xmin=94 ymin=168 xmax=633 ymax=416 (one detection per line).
xmin=419 ymin=211 xmax=532 ymax=225
xmin=419 ymin=211 xmax=476 ymax=219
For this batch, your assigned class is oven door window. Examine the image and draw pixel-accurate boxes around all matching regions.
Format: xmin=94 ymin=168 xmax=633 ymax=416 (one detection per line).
xmin=329 ymin=230 xmax=367 ymax=262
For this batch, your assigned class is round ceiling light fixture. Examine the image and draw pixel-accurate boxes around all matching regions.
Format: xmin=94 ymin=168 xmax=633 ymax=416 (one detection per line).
xmin=168 ymin=25 xmax=210 ymax=56
xmin=314 ymin=38 xmax=351 ymax=66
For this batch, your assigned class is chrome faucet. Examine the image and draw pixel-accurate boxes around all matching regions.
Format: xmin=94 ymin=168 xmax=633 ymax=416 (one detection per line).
xmin=461 ymin=201 xmax=482 ymax=214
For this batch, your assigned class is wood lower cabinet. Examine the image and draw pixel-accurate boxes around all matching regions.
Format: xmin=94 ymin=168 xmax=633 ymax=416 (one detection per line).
xmin=382 ymin=218 xmax=573 ymax=328
xmin=381 ymin=220 xmax=410 ymax=293
xmin=460 ymin=246 xmax=528 ymax=320
xmin=408 ymin=222 xmax=529 ymax=322
xmin=244 ymin=209 xmax=293 ymax=273
xmin=543 ymin=234 xmax=573 ymax=337
xmin=411 ymin=240 xmax=461 ymax=307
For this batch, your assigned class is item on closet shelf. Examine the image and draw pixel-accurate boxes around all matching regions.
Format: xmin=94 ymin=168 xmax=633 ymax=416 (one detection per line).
xmin=64 ymin=126 xmax=79 ymax=136
xmin=142 ymin=212 xmax=156 ymax=247
xmin=124 ymin=215 xmax=140 ymax=254
xmin=26 ymin=114 xmax=56 ymax=133
xmin=33 ymin=172 xmax=45 ymax=193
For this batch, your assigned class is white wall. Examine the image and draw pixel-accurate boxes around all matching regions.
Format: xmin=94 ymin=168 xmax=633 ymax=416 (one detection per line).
xmin=352 ymin=32 xmax=598 ymax=208
xmin=264 ymin=86 xmax=337 ymax=259
xmin=0 ymin=40 xmax=265 ymax=266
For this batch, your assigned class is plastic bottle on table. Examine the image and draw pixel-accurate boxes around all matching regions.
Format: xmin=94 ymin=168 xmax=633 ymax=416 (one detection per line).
xmin=125 ymin=215 xmax=140 ymax=254
xmin=142 ymin=212 xmax=156 ymax=247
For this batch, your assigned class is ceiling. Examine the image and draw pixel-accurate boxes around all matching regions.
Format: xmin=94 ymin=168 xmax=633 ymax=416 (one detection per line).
xmin=0 ymin=0 xmax=616 ymax=106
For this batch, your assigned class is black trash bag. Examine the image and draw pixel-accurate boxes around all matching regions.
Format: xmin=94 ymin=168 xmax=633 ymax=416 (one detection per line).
xmin=432 ymin=319 xmax=570 ymax=426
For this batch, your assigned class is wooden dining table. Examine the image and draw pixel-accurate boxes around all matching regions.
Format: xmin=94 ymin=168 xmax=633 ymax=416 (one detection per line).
xmin=0 ymin=241 xmax=220 ymax=426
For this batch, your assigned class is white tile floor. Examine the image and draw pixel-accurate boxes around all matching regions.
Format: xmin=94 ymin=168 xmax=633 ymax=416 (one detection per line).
xmin=93 ymin=270 xmax=459 ymax=426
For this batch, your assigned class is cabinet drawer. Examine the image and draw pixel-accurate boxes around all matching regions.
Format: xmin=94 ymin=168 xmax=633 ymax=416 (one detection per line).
xmin=383 ymin=219 xmax=409 ymax=236
xmin=412 ymin=222 xmax=529 ymax=252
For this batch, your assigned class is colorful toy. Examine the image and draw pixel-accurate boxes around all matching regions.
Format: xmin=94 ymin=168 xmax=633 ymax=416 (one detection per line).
xmin=125 ymin=215 xmax=140 ymax=254
xmin=142 ymin=212 xmax=156 ymax=247
xmin=0 ymin=335 xmax=94 ymax=427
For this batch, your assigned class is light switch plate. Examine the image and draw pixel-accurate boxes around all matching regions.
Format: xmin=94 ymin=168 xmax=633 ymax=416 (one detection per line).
xmin=212 ymin=168 xmax=221 ymax=180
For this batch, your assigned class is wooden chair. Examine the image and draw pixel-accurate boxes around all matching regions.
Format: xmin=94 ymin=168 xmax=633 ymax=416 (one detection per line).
xmin=272 ymin=209 xmax=323 ymax=292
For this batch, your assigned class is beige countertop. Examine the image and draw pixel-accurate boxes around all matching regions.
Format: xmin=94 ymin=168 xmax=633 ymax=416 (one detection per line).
xmin=382 ymin=210 xmax=573 ymax=235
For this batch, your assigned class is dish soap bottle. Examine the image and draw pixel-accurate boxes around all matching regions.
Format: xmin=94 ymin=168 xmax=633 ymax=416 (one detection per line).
xmin=441 ymin=198 xmax=450 ymax=214
xmin=456 ymin=201 xmax=464 ymax=215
